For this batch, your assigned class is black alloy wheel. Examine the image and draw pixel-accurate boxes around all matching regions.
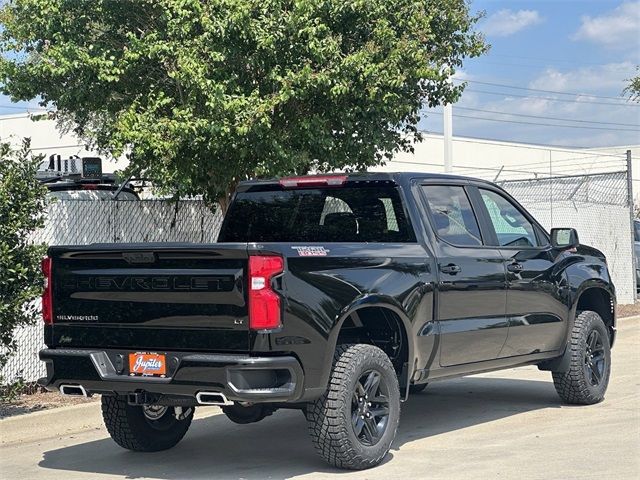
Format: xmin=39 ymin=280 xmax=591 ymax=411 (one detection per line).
xmin=584 ymin=329 xmax=606 ymax=386
xmin=306 ymin=344 xmax=400 ymax=469
xmin=352 ymin=370 xmax=390 ymax=446
xmin=552 ymin=310 xmax=611 ymax=405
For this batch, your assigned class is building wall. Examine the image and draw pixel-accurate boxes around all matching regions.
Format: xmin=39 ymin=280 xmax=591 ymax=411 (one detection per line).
xmin=375 ymin=133 xmax=637 ymax=197
xmin=0 ymin=113 xmax=129 ymax=173
xmin=2 ymin=112 xmax=636 ymax=196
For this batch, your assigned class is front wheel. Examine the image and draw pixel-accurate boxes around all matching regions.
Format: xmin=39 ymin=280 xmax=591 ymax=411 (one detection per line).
xmin=101 ymin=396 xmax=194 ymax=452
xmin=552 ymin=310 xmax=611 ymax=405
xmin=306 ymin=344 xmax=400 ymax=470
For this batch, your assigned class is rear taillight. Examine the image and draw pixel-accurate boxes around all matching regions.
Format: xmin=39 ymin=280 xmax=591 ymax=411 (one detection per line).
xmin=41 ymin=256 xmax=53 ymax=324
xmin=248 ymin=255 xmax=284 ymax=330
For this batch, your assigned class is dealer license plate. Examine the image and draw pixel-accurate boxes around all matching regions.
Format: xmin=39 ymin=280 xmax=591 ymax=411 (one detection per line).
xmin=129 ymin=352 xmax=167 ymax=377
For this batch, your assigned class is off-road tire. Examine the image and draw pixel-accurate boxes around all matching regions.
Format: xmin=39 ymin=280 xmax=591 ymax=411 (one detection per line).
xmin=101 ymin=395 xmax=194 ymax=452
xmin=552 ymin=310 xmax=611 ymax=405
xmin=306 ymin=344 xmax=400 ymax=470
xmin=409 ymin=383 xmax=428 ymax=394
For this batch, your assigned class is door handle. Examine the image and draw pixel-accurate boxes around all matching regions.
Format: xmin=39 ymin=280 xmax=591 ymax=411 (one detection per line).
xmin=507 ymin=262 xmax=524 ymax=272
xmin=440 ymin=263 xmax=461 ymax=275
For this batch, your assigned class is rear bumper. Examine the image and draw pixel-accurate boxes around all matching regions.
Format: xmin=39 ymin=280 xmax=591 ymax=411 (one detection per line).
xmin=38 ymin=348 xmax=304 ymax=404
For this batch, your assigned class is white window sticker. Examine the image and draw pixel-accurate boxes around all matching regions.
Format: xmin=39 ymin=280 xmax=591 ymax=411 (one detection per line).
xmin=291 ymin=246 xmax=329 ymax=257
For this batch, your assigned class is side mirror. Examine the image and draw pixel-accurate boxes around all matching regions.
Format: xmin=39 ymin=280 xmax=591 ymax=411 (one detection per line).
xmin=550 ymin=228 xmax=579 ymax=249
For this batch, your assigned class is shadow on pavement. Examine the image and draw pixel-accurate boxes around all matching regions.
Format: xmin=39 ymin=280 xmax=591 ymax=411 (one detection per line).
xmin=39 ymin=375 xmax=560 ymax=479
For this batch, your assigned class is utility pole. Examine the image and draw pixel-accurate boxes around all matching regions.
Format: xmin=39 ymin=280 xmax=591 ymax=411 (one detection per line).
xmin=443 ymin=102 xmax=453 ymax=173
xmin=627 ymin=149 xmax=636 ymax=296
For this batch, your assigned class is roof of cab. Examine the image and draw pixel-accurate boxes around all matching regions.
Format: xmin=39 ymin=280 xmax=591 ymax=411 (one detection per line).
xmin=236 ymin=171 xmax=496 ymax=192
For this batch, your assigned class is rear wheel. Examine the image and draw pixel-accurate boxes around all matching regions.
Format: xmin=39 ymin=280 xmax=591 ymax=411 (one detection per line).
xmin=101 ymin=396 xmax=194 ymax=452
xmin=552 ymin=310 xmax=611 ymax=405
xmin=306 ymin=344 xmax=400 ymax=470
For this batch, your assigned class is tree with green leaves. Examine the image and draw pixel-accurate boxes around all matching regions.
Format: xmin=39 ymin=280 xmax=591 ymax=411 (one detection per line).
xmin=624 ymin=68 xmax=640 ymax=103
xmin=0 ymin=0 xmax=486 ymax=210
xmin=0 ymin=139 xmax=48 ymax=378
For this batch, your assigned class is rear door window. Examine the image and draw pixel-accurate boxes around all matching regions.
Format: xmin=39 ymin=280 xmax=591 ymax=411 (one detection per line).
xmin=421 ymin=185 xmax=483 ymax=246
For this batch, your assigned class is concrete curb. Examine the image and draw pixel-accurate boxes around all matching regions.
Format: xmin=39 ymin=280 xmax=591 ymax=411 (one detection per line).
xmin=0 ymin=401 xmax=103 ymax=445
xmin=0 ymin=401 xmax=221 ymax=446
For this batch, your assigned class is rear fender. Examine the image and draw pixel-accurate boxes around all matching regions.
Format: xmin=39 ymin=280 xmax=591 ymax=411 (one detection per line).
xmin=318 ymin=294 xmax=416 ymax=399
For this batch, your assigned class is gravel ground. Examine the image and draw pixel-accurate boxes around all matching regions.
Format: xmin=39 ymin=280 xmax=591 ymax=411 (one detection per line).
xmin=0 ymin=390 xmax=97 ymax=419
xmin=618 ymin=302 xmax=640 ymax=318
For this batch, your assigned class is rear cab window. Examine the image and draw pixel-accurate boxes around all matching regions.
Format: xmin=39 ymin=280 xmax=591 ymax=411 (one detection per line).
xmin=218 ymin=184 xmax=416 ymax=243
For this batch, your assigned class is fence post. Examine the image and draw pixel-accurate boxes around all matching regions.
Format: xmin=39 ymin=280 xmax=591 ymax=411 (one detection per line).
xmin=627 ymin=150 xmax=637 ymax=299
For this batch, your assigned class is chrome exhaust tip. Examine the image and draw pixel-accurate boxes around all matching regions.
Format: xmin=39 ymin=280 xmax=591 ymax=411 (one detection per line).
xmin=60 ymin=384 xmax=89 ymax=397
xmin=195 ymin=391 xmax=233 ymax=406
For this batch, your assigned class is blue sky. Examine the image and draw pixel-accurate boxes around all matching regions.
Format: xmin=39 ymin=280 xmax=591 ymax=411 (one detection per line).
xmin=419 ymin=0 xmax=640 ymax=147
xmin=1 ymin=0 xmax=639 ymax=148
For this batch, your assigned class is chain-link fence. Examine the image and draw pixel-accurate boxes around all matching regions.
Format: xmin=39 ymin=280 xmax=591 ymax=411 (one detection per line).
xmin=1 ymin=200 xmax=222 ymax=384
xmin=498 ymin=170 xmax=635 ymax=304
xmin=36 ymin=199 xmax=222 ymax=245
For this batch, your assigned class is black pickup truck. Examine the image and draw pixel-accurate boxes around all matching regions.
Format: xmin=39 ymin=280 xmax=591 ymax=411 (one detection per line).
xmin=39 ymin=172 xmax=616 ymax=470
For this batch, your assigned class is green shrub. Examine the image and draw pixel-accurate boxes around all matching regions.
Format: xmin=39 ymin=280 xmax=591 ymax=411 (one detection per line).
xmin=0 ymin=138 xmax=48 ymax=384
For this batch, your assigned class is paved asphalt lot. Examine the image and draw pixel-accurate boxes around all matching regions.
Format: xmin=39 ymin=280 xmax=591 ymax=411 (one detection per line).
xmin=1 ymin=319 xmax=638 ymax=480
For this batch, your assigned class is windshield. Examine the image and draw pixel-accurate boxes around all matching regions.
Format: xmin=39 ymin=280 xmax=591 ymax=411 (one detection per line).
xmin=219 ymin=185 xmax=416 ymax=243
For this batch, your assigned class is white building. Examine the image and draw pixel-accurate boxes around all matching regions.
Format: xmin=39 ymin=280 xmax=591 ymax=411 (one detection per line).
xmin=0 ymin=112 xmax=129 ymax=173
xmin=1 ymin=112 xmax=637 ymax=201
xmin=375 ymin=133 xmax=639 ymax=203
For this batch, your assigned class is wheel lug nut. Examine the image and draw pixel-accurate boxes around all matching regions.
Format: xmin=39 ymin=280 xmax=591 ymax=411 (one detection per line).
xmin=368 ymin=402 xmax=372 ymax=407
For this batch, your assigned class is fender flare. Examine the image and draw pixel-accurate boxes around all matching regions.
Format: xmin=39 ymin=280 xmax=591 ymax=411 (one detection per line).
xmin=568 ymin=279 xmax=616 ymax=332
xmin=540 ymin=279 xmax=616 ymax=373
xmin=318 ymin=293 xmax=416 ymax=398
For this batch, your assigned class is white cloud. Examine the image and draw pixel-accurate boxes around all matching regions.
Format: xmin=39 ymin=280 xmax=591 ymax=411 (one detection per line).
xmin=418 ymin=62 xmax=640 ymax=148
xmin=481 ymin=9 xmax=543 ymax=37
xmin=528 ymin=62 xmax=636 ymax=94
xmin=572 ymin=1 xmax=640 ymax=49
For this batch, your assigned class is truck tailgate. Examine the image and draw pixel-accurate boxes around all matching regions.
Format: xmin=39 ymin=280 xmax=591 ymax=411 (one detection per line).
xmin=47 ymin=244 xmax=249 ymax=351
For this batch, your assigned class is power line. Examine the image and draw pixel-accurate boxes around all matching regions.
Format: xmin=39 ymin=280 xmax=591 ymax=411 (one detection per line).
xmin=426 ymin=111 xmax=640 ymax=132
xmin=474 ymin=60 xmax=635 ymax=73
xmin=0 ymin=104 xmax=48 ymax=111
xmin=464 ymin=89 xmax=640 ymax=108
xmin=429 ymin=132 xmax=634 ymax=154
xmin=454 ymin=106 xmax=640 ymax=127
xmin=458 ymin=79 xmax=631 ymax=102
xmin=488 ymin=53 xmax=633 ymax=68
